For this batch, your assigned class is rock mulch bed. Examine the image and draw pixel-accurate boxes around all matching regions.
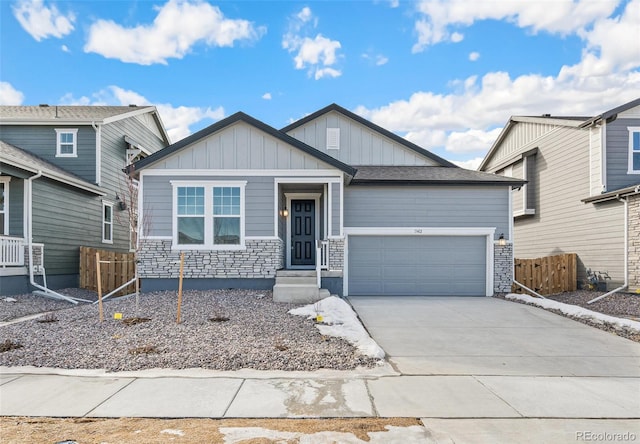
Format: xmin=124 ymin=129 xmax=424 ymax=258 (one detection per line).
xmin=0 ymin=290 xmax=380 ymax=372
xmin=1 ymin=288 xmax=98 ymax=322
xmin=496 ymin=290 xmax=640 ymax=342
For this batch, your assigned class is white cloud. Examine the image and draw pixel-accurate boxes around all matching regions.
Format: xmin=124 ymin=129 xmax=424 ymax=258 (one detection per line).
xmin=283 ymin=7 xmax=342 ymax=80
xmin=84 ymin=0 xmax=265 ymax=65
xmin=61 ymin=44 xmax=69 ymax=52
xmin=450 ymin=32 xmax=464 ymax=42
xmin=262 ymin=92 xmax=272 ymax=100
xmin=363 ymin=52 xmax=389 ymax=66
xmin=452 ymin=157 xmax=485 ymax=170
xmin=358 ymin=0 xmax=640 ymax=162
xmin=469 ymin=51 xmax=480 ymax=61
xmin=59 ymin=86 xmax=224 ymax=143
xmin=0 ymin=82 xmax=25 ymax=105
xmin=13 ymin=0 xmax=75 ymax=41
xmin=412 ymin=0 xmax=619 ymax=52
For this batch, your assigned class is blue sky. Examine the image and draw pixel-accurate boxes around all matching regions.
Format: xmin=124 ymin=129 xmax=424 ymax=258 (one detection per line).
xmin=1 ymin=0 xmax=639 ymax=168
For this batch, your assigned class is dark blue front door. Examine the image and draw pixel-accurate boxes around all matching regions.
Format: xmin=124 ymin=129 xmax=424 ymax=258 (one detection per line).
xmin=291 ymin=200 xmax=315 ymax=266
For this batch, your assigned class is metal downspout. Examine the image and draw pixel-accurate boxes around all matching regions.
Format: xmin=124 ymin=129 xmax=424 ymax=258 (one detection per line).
xmin=588 ymin=196 xmax=629 ymax=304
xmin=26 ymin=170 xmax=78 ymax=304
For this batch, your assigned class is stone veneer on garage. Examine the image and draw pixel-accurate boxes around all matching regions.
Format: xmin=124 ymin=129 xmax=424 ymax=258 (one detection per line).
xmin=494 ymin=243 xmax=513 ymax=293
xmin=138 ymin=238 xmax=284 ymax=279
xmin=628 ymin=194 xmax=640 ymax=292
xmin=328 ymin=238 xmax=344 ymax=271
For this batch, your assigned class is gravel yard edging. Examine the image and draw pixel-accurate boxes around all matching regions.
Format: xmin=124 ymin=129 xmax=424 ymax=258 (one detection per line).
xmin=0 ymin=290 xmax=383 ymax=372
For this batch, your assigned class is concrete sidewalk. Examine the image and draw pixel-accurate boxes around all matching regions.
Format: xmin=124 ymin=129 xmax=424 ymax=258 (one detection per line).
xmin=1 ymin=365 xmax=639 ymax=419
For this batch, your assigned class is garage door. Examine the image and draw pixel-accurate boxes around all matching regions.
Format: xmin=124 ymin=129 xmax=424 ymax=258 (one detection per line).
xmin=348 ymin=236 xmax=487 ymax=296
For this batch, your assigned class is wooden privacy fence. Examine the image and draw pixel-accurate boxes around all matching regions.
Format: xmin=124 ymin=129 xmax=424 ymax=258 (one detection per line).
xmin=513 ymin=253 xmax=577 ymax=295
xmin=79 ymin=246 xmax=136 ymax=296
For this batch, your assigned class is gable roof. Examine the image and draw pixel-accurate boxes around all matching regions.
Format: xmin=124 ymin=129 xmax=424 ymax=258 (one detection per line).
xmin=579 ymin=97 xmax=640 ymax=128
xmin=281 ymin=103 xmax=458 ymax=168
xmin=351 ymin=166 xmax=525 ymax=187
xmin=127 ymin=111 xmax=357 ymax=176
xmin=0 ymin=105 xmax=170 ymax=144
xmin=0 ymin=140 xmax=105 ymax=195
xmin=480 ymin=97 xmax=640 ymax=171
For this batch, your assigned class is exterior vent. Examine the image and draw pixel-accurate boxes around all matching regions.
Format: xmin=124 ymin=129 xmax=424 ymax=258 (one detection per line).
xmin=129 ymin=104 xmax=138 ymax=107
xmin=327 ymin=128 xmax=340 ymax=150
xmin=39 ymin=104 xmax=49 ymax=107
xmin=542 ymin=113 xmax=551 ymax=117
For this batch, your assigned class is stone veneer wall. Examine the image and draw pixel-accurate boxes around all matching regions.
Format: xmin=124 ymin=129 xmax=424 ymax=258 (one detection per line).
xmin=628 ymin=194 xmax=640 ymax=292
xmin=328 ymin=238 xmax=344 ymax=271
xmin=139 ymin=238 xmax=284 ymax=279
xmin=494 ymin=243 xmax=513 ymax=293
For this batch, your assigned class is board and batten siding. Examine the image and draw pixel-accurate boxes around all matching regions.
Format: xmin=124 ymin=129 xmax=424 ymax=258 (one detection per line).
xmin=483 ymin=122 xmax=557 ymax=170
xmin=508 ymin=125 xmax=625 ymax=287
xmin=142 ymin=175 xmax=275 ymax=238
xmin=343 ymin=186 xmax=509 ymax=238
xmin=152 ymin=122 xmax=332 ymax=171
xmin=605 ymin=117 xmax=640 ymax=191
xmin=331 ymin=182 xmax=341 ymax=236
xmin=0 ymin=125 xmax=96 ymax=183
xmin=285 ymin=110 xmax=437 ymax=166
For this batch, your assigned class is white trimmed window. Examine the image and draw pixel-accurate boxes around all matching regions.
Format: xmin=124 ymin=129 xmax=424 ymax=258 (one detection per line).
xmin=327 ymin=128 xmax=340 ymax=150
xmin=171 ymin=181 xmax=246 ymax=250
xmin=55 ymin=128 xmax=78 ymax=157
xmin=0 ymin=177 xmax=9 ymax=235
xmin=629 ymin=127 xmax=640 ymax=173
xmin=102 ymin=201 xmax=113 ymax=244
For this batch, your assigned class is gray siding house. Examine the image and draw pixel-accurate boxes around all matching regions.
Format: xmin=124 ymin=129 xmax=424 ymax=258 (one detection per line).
xmin=0 ymin=105 xmax=169 ymax=295
xmin=479 ymin=98 xmax=640 ymax=292
xmin=130 ymin=104 xmax=522 ymax=300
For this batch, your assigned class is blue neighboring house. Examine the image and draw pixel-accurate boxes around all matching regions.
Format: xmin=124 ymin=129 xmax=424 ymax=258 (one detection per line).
xmin=0 ymin=105 xmax=169 ymax=295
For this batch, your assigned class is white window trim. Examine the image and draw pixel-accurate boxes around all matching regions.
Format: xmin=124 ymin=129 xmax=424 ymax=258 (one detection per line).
xmin=170 ymin=180 xmax=247 ymax=251
xmin=55 ymin=128 xmax=78 ymax=157
xmin=102 ymin=201 xmax=114 ymax=244
xmin=0 ymin=176 xmax=10 ymax=235
xmin=628 ymin=126 xmax=640 ymax=174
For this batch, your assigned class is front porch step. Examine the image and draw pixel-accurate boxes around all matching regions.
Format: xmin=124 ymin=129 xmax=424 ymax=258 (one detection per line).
xmin=272 ymin=270 xmax=331 ymax=303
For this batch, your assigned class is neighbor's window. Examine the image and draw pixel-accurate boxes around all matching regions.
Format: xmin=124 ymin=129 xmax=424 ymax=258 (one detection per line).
xmin=172 ymin=181 xmax=246 ymax=249
xmin=629 ymin=127 xmax=640 ymax=173
xmin=0 ymin=177 xmax=9 ymax=235
xmin=55 ymin=129 xmax=78 ymax=157
xmin=102 ymin=202 xmax=113 ymax=243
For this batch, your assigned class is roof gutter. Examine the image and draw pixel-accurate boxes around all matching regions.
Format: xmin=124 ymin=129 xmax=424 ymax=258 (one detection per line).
xmin=92 ymin=121 xmax=102 ymax=186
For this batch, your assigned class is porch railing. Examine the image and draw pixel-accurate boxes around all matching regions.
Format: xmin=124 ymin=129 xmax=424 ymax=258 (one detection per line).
xmin=316 ymin=239 xmax=329 ymax=288
xmin=0 ymin=235 xmax=24 ymax=267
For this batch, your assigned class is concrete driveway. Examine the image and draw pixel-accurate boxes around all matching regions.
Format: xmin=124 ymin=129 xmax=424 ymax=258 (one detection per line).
xmin=348 ymin=296 xmax=640 ymax=419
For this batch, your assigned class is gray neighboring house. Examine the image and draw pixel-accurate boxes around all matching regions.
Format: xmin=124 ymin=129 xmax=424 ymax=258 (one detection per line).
xmin=479 ymin=98 xmax=640 ymax=292
xmin=129 ymin=103 xmax=523 ymax=301
xmin=0 ymin=105 xmax=169 ymax=295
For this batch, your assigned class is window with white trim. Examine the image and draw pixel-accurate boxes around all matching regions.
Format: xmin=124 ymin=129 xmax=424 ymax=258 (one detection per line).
xmin=102 ymin=202 xmax=113 ymax=243
xmin=172 ymin=181 xmax=246 ymax=249
xmin=629 ymin=127 xmax=640 ymax=173
xmin=0 ymin=177 xmax=9 ymax=235
xmin=55 ymin=128 xmax=78 ymax=157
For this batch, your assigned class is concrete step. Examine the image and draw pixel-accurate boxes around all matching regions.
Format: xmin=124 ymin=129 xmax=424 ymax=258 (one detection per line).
xmin=276 ymin=270 xmax=316 ymax=277
xmin=275 ymin=276 xmax=318 ymax=285
xmin=273 ymin=284 xmax=324 ymax=303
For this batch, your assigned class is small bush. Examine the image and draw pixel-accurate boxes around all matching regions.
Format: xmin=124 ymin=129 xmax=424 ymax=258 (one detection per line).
xmin=37 ymin=313 xmax=58 ymax=323
xmin=0 ymin=339 xmax=23 ymax=353
xmin=122 ymin=317 xmax=151 ymax=326
xmin=128 ymin=345 xmax=158 ymax=355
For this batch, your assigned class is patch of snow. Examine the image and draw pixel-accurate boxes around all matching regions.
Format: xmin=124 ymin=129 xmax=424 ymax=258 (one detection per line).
xmin=220 ymin=425 xmax=431 ymax=443
xmin=505 ymin=293 xmax=640 ymax=332
xmin=160 ymin=429 xmax=185 ymax=436
xmin=290 ymin=296 xmax=385 ymax=359
xmin=3 ymin=297 xmax=17 ymax=302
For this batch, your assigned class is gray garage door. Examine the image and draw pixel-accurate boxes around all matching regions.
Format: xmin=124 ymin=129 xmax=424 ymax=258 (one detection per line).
xmin=348 ymin=236 xmax=486 ymax=296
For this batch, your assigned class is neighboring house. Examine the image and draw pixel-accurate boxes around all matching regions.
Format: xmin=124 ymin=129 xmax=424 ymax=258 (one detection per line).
xmin=129 ymin=103 xmax=522 ymax=301
xmin=479 ymin=98 xmax=640 ymax=292
xmin=0 ymin=105 xmax=169 ymax=295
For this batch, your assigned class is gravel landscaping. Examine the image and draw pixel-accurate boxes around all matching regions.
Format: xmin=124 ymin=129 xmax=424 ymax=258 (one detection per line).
xmin=0 ymin=290 xmax=380 ymax=372
xmin=496 ymin=290 xmax=640 ymax=342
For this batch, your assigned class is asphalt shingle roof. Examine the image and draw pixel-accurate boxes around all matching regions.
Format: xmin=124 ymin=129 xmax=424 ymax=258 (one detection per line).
xmin=0 ymin=105 xmax=153 ymax=121
xmin=351 ymin=166 xmax=526 ymax=186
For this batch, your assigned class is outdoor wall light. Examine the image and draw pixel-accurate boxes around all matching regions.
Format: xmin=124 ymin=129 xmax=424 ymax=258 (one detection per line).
xmin=498 ymin=233 xmax=506 ymax=246
xmin=280 ymin=207 xmax=289 ymax=218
